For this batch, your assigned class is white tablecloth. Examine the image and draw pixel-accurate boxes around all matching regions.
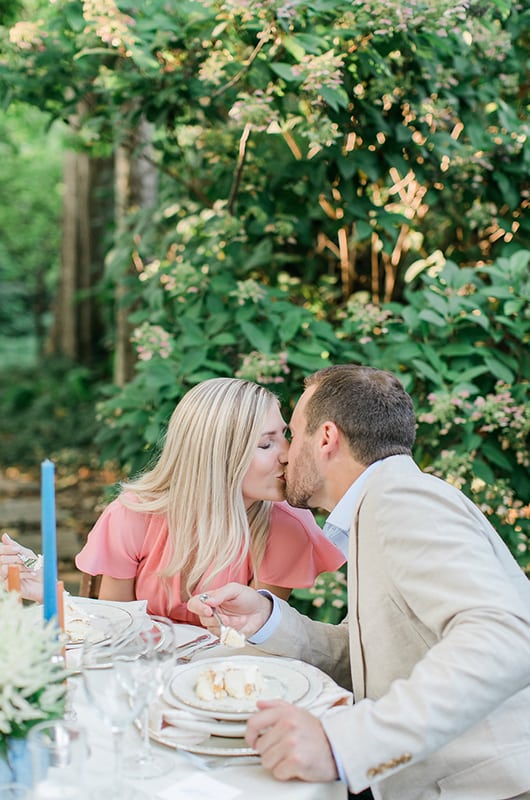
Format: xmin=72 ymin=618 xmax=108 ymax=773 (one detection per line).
xmin=68 ymin=611 xmax=348 ymax=800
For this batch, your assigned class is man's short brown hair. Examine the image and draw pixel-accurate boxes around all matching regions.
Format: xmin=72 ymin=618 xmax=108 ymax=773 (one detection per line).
xmin=304 ymin=364 xmax=416 ymax=465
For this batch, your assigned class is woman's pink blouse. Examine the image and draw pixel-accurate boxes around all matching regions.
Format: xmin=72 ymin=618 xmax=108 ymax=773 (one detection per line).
xmin=75 ymin=495 xmax=345 ymax=624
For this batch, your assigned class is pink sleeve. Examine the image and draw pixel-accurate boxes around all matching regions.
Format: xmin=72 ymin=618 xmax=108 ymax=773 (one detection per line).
xmin=257 ymin=502 xmax=345 ymax=588
xmin=75 ymin=496 xmax=148 ymax=579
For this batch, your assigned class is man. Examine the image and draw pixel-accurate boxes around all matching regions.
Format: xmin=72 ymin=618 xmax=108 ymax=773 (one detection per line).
xmin=188 ymin=365 xmax=530 ymax=800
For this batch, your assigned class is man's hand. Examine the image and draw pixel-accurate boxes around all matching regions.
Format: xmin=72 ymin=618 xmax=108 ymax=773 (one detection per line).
xmin=187 ymin=582 xmax=272 ymax=638
xmin=246 ymin=700 xmax=339 ymax=783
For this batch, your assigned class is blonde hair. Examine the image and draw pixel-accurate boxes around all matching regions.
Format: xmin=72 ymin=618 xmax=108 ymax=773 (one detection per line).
xmin=120 ymin=378 xmax=278 ymax=598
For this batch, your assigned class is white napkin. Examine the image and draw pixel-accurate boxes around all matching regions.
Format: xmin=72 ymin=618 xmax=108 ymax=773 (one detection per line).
xmin=149 ymin=701 xmax=213 ymax=745
xmin=157 ymin=773 xmax=242 ymax=800
xmin=305 ymin=671 xmax=353 ymax=716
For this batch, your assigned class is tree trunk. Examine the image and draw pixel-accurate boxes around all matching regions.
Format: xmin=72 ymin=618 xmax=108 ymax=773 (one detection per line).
xmin=49 ymin=150 xmax=113 ymax=365
xmin=113 ymin=118 xmax=157 ymax=387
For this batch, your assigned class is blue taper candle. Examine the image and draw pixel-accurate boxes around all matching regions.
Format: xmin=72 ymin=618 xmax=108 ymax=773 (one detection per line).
xmin=41 ymin=458 xmax=58 ymax=622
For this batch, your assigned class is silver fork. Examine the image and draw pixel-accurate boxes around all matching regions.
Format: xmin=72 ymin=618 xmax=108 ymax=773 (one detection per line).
xmin=198 ymin=593 xmax=246 ymax=647
xmin=175 ymin=638 xmax=220 ymax=664
xmin=174 ymin=633 xmax=210 ymax=652
xmin=17 ymin=552 xmax=42 ymax=570
xmin=198 ymin=592 xmax=238 ymax=644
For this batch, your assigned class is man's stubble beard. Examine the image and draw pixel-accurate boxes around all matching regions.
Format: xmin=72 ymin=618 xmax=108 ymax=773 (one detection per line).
xmin=284 ymin=444 xmax=320 ymax=509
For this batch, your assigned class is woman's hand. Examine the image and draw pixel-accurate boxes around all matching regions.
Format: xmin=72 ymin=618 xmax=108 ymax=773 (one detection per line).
xmin=0 ymin=532 xmax=44 ymax=602
xmin=187 ymin=582 xmax=273 ymax=638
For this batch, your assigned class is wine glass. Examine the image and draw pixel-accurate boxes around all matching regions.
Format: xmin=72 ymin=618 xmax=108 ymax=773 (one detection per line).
xmin=123 ymin=615 xmax=176 ymax=779
xmin=27 ymin=719 xmax=88 ymax=800
xmin=80 ymin=628 xmax=153 ymax=800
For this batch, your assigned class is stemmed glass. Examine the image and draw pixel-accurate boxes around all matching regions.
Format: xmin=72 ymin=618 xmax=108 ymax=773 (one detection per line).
xmin=80 ymin=626 xmax=153 ymax=800
xmin=123 ymin=615 xmax=176 ymax=779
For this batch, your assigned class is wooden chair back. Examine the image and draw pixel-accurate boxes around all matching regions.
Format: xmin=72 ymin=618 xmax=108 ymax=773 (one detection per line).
xmin=78 ymin=572 xmax=102 ymax=599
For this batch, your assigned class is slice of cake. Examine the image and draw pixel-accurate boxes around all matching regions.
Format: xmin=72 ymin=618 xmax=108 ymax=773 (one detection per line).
xmin=195 ymin=662 xmax=265 ymax=702
xmin=64 ymin=596 xmax=94 ymax=643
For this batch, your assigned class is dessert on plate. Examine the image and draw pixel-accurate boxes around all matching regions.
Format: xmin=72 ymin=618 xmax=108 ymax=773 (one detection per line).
xmin=195 ymin=661 xmax=265 ymax=701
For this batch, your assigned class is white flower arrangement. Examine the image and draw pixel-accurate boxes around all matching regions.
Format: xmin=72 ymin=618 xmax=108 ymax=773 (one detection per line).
xmin=0 ymin=586 xmax=68 ymax=755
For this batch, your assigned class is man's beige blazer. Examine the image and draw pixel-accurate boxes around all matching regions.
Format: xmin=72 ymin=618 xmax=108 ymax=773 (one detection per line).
xmin=262 ymin=456 xmax=530 ymax=799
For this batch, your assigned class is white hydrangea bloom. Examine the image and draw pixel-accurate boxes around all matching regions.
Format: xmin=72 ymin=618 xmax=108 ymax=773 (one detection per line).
xmin=0 ymin=588 xmax=68 ymax=739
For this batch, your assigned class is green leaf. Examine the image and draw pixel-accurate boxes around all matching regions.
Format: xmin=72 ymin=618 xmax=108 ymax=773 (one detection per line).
xmin=424 ymin=292 xmax=449 ymax=316
xmin=494 ymin=171 xmax=520 ymax=209
xmin=482 ymin=355 xmax=514 ymax=384
xmin=179 ymin=348 xmax=208 ymax=372
xmin=485 ymin=286 xmax=516 ymax=300
xmin=481 ymin=441 xmax=514 ymax=471
xmin=282 ymin=36 xmax=306 ymax=61
xmin=202 ymin=359 xmax=233 ymax=374
xmin=411 ymin=358 xmax=445 ymax=385
xmin=504 ymin=300 xmax=522 ymax=316
xmin=393 ymin=342 xmax=424 ymax=361
xmin=438 ymin=343 xmax=477 ymax=357
xmin=319 ymin=86 xmax=349 ymax=111
xmin=418 ymin=309 xmax=447 ymax=327
xmin=287 ymin=350 xmax=329 ymax=372
xmin=144 ymin=421 xmax=162 ymax=445
xmin=288 ymin=34 xmax=323 ymax=54
xmin=245 ymin=238 xmax=273 ymax=270
xmin=508 ymin=250 xmax=530 ymax=271
xmin=209 ymin=332 xmax=237 ymax=345
xmin=472 ymin=459 xmax=495 ymax=485
xmin=353 ymin=220 xmax=373 ymax=239
xmin=240 ymin=320 xmax=272 ymax=352
xmin=278 ymin=308 xmax=304 ymax=342
xmin=456 ymin=365 xmax=490 ymax=382
xmin=270 ymin=63 xmax=298 ymax=82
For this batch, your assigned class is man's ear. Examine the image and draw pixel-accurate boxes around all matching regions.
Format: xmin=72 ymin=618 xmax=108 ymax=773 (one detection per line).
xmin=319 ymin=421 xmax=341 ymax=456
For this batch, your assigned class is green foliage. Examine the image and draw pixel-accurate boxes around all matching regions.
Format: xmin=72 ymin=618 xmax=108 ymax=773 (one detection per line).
xmin=0 ymin=105 xmax=63 ymax=341
xmin=0 ymin=357 xmax=99 ymax=466
xmin=335 ymin=249 xmax=530 ymax=571
xmin=1 ymin=0 xmax=528 ymax=295
xmin=290 ymin=567 xmax=348 ymax=624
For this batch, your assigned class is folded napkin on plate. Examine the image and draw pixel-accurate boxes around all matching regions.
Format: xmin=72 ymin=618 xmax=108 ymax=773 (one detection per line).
xmin=304 ymin=670 xmax=353 ymax=717
xmin=149 ymin=701 xmax=214 ymax=745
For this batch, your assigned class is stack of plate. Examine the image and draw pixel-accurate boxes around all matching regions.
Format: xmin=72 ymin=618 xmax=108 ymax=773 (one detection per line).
xmin=63 ymin=598 xmax=135 ymax=648
xmin=153 ymin=655 xmax=324 ymax=757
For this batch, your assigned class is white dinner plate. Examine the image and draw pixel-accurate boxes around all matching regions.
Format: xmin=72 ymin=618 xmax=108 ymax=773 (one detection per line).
xmin=63 ymin=598 xmax=135 ymax=648
xmin=150 ymin=729 xmax=257 ymax=757
xmin=159 ymin=690 xmax=248 ymax=737
xmin=167 ymin=656 xmax=320 ymax=720
xmin=171 ymin=623 xmax=217 ymax=649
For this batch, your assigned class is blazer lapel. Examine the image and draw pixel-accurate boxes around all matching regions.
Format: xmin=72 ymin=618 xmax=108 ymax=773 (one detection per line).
xmin=348 ymin=514 xmax=366 ymax=700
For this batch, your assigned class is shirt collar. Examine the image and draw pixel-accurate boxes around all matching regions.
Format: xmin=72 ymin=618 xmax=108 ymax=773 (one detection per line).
xmin=322 ymin=460 xmax=383 ymax=555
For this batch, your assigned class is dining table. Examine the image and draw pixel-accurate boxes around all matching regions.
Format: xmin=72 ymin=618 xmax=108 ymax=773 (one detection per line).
xmin=65 ymin=597 xmax=349 ymax=800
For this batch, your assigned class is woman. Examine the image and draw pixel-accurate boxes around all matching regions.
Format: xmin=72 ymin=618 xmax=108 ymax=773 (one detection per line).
xmin=0 ymin=378 xmax=344 ymax=624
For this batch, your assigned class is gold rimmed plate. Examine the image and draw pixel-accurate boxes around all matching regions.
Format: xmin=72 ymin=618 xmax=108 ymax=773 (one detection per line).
xmin=166 ymin=655 xmax=321 ymax=721
xmin=150 ymin=729 xmax=257 ymax=757
xmin=63 ymin=598 xmax=135 ymax=648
